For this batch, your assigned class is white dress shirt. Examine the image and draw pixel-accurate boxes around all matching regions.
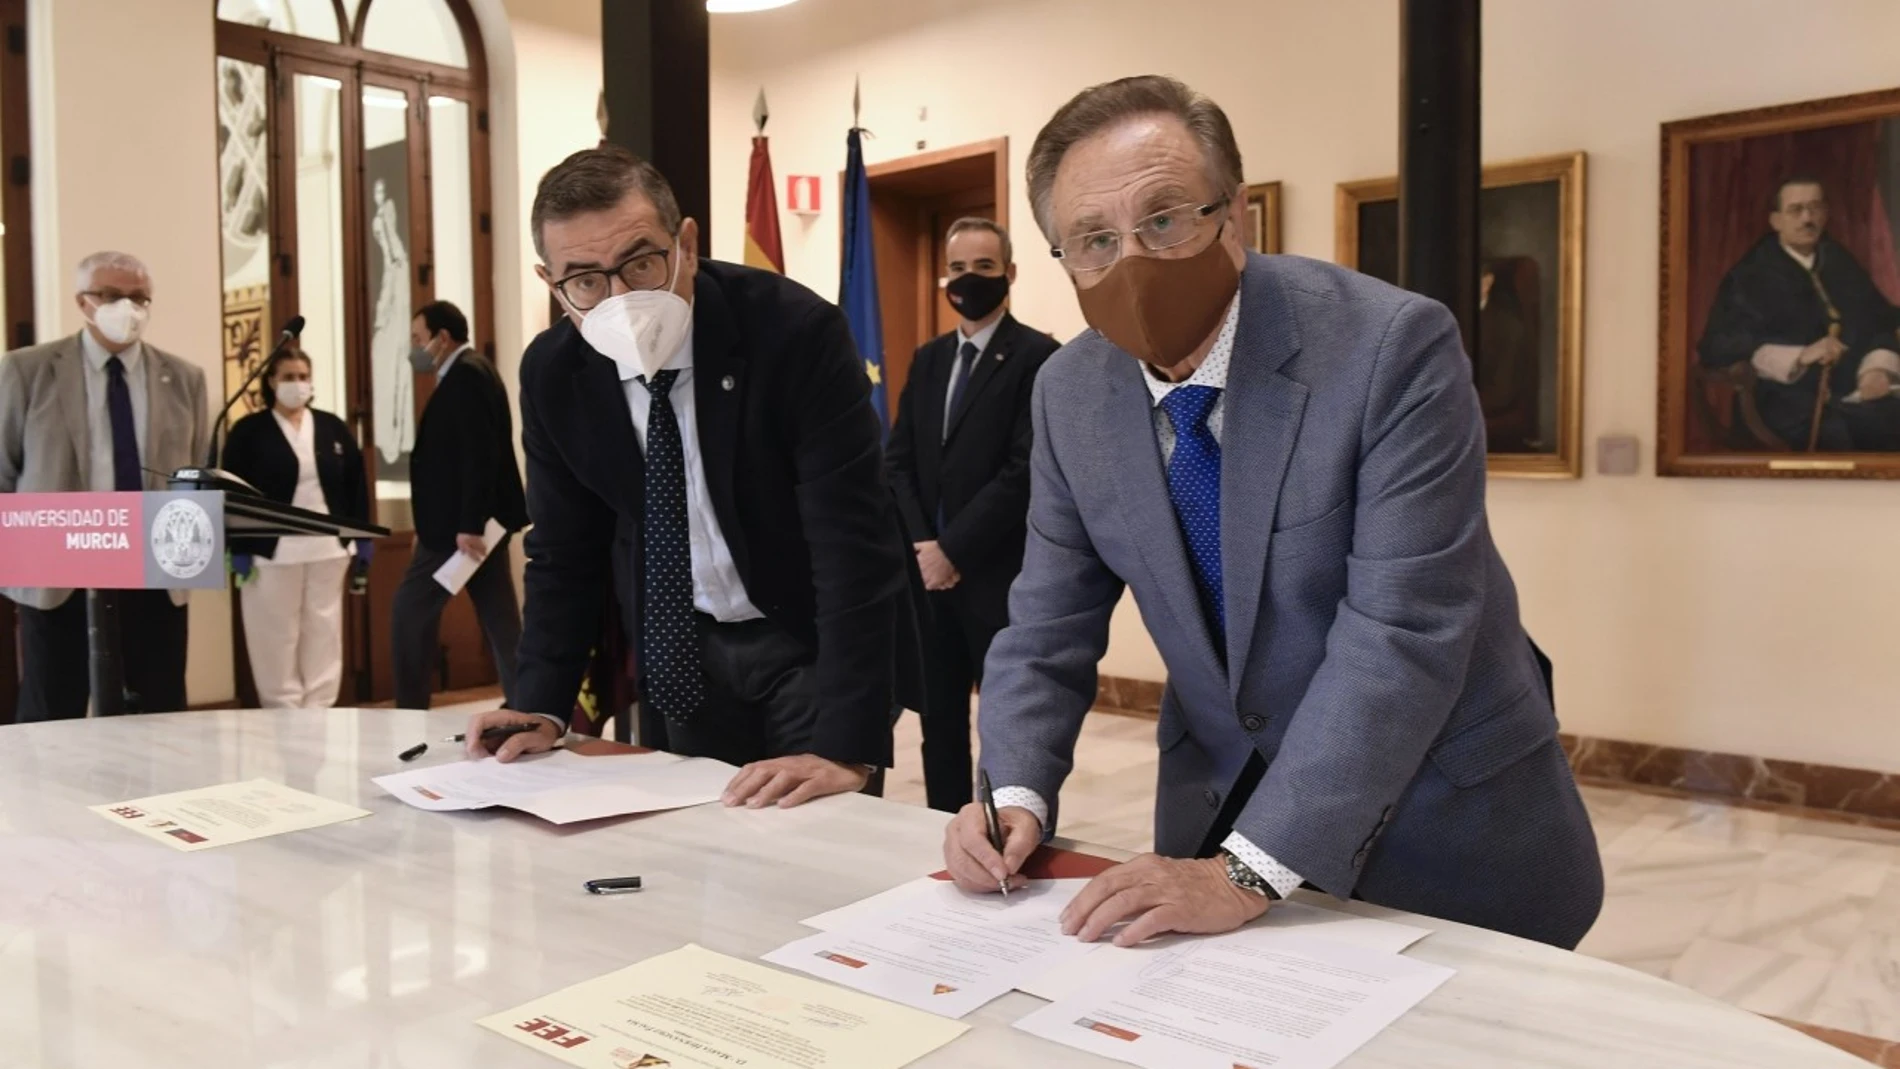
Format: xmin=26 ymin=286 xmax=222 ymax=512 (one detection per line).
xmin=436 ymin=343 xmax=471 ymax=381
xmin=264 ymin=408 xmax=346 ymax=565
xmin=621 ymin=324 xmax=764 ymax=623
xmin=994 ymin=292 xmax=1306 ymax=899
xmin=942 ymin=315 xmax=1004 ymax=436
xmin=79 ymin=330 xmax=149 ymax=492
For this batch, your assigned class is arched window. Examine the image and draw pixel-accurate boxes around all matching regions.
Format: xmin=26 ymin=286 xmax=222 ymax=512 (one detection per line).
xmin=214 ymin=0 xmax=494 ymax=701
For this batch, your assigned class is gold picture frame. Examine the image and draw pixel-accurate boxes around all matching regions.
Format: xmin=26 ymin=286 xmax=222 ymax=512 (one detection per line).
xmin=1659 ymin=88 xmax=1900 ymax=478
xmin=1334 ymin=152 xmax=1587 ymax=479
xmin=1244 ymin=180 xmax=1283 ymax=254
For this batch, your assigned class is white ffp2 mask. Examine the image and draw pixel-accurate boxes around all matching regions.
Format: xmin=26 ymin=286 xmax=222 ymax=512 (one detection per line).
xmin=575 ymin=249 xmax=691 ymax=381
xmin=90 ymin=298 xmax=149 ymax=347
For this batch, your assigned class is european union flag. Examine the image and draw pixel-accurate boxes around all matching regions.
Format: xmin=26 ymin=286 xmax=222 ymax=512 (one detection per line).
xmin=840 ymin=125 xmax=887 ymax=427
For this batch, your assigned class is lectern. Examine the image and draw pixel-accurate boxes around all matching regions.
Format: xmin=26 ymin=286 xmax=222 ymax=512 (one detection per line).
xmin=0 ymin=485 xmax=388 ymax=716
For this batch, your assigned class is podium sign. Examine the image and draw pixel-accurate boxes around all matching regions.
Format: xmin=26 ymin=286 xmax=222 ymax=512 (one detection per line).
xmin=0 ymin=491 xmax=226 ymax=591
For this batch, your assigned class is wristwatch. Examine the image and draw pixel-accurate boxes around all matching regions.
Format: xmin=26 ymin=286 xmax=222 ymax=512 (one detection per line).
xmin=1218 ymin=848 xmax=1281 ymax=901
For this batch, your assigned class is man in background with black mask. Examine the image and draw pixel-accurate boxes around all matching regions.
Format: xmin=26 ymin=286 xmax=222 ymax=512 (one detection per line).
xmin=392 ymin=299 xmax=528 ymax=711
xmin=886 ymin=217 xmax=1058 ymax=812
xmin=940 ymin=75 xmax=1603 ymax=951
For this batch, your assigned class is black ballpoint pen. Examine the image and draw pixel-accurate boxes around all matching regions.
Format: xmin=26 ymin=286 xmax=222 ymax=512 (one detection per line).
xmin=977 ymin=770 xmax=1009 ymax=900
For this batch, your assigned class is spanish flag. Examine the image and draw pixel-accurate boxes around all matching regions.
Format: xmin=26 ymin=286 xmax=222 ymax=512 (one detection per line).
xmin=744 ymin=91 xmax=785 ymax=273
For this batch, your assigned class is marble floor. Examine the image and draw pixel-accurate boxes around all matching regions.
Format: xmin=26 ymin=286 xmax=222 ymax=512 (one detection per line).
xmin=434 ymin=694 xmax=1900 ymax=1061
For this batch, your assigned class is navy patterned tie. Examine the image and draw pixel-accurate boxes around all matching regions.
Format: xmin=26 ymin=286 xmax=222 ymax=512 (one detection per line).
xmin=1160 ymin=385 xmax=1224 ymax=636
xmin=105 ymin=356 xmax=142 ymax=492
xmin=639 ymin=369 xmax=703 ymax=724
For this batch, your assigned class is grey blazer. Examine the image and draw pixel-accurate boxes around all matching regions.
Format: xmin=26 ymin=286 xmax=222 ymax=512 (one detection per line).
xmin=979 ymin=254 xmax=1603 ymax=948
xmin=0 ymin=332 xmax=210 ymax=609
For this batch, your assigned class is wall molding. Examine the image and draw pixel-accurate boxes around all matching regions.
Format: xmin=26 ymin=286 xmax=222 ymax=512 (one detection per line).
xmin=1091 ymin=675 xmax=1900 ymax=823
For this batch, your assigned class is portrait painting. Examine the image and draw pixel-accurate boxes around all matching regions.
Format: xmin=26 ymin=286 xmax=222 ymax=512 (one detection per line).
xmin=1659 ymin=88 xmax=1900 ymax=478
xmin=1244 ymin=181 xmax=1283 ymax=254
xmin=1335 ymin=152 xmax=1586 ymax=478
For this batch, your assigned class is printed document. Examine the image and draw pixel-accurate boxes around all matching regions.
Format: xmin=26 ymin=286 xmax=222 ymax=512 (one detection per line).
xmin=765 ymin=878 xmax=1097 ymax=1018
xmin=372 ymin=749 xmax=737 ymax=824
xmin=802 ymin=877 xmax=1432 ymax=1003
xmin=432 ymin=517 xmax=506 ymax=594
xmin=477 ymin=943 xmax=966 ymax=1069
xmin=90 ymin=779 xmax=370 ymax=851
xmin=1013 ymin=928 xmax=1454 ymax=1069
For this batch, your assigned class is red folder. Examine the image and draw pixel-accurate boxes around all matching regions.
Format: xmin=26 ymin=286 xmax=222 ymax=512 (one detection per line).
xmin=930 ymin=844 xmax=1118 ymax=881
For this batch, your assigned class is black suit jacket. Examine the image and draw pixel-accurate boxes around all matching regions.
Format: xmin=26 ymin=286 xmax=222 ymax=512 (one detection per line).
xmin=222 ymin=407 xmax=370 ymax=560
xmin=886 ymin=313 xmax=1059 ymax=629
xmin=513 ymin=260 xmax=922 ymax=767
xmin=410 ymin=350 xmax=529 ymax=552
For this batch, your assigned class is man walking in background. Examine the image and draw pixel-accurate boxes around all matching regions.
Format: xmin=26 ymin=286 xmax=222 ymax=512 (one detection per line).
xmin=0 ymin=251 xmax=208 ymax=719
xmin=887 ymin=217 xmax=1059 ymax=811
xmin=390 ymin=300 xmax=528 ymax=709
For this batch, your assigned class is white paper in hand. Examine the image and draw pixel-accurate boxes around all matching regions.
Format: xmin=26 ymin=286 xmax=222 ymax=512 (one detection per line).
xmin=432 ymin=517 xmax=505 ymax=594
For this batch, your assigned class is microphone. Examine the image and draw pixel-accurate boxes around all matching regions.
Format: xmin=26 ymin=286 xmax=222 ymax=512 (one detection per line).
xmin=203 ymin=315 xmax=305 ymax=469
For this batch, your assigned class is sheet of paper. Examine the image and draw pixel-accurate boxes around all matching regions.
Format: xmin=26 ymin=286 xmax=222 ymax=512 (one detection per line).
xmin=1014 ymin=929 xmax=1454 ymax=1069
xmin=432 ymin=516 xmax=506 ymax=594
xmin=90 ymin=779 xmax=370 ymax=852
xmin=1018 ymin=899 xmax=1434 ymax=1002
xmin=803 ymin=878 xmax=1432 ymax=1003
xmin=764 ymin=878 xmax=1097 ymax=1018
xmin=477 ymin=943 xmax=966 ymax=1069
xmin=372 ymin=749 xmax=737 ymax=824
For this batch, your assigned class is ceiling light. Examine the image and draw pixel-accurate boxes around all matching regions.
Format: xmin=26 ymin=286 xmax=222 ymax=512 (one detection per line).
xmin=707 ymin=0 xmax=800 ymax=12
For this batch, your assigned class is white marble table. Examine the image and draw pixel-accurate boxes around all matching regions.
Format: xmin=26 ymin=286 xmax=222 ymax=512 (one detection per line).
xmin=0 ymin=709 xmax=1867 ymax=1068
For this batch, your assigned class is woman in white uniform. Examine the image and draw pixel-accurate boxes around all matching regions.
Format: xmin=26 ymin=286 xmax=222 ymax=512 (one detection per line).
xmin=222 ymin=348 xmax=371 ymax=707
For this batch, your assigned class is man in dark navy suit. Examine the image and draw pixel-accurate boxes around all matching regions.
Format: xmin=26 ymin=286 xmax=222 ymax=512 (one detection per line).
xmin=887 ymin=218 xmax=1059 ymax=811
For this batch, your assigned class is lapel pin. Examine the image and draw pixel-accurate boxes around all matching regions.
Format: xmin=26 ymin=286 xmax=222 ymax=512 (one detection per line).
xmin=994 ymin=352 xmax=1006 ymax=362
xmin=721 ymin=375 xmax=735 ymax=391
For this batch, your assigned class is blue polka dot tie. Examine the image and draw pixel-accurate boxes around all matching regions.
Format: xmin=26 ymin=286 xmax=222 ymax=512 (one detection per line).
xmin=1160 ymin=385 xmax=1224 ymax=638
xmin=640 ymin=369 xmax=703 ymax=724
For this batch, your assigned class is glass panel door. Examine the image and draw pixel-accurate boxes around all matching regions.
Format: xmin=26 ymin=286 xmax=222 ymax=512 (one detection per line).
xmin=294 ymin=73 xmax=349 ymax=422
xmin=216 ymin=55 xmax=273 ymax=411
xmin=427 ymin=95 xmax=475 ymax=321
xmin=361 ymin=83 xmax=417 ymax=518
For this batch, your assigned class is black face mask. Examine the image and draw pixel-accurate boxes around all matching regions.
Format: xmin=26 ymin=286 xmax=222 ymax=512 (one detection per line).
xmin=945 ymin=271 xmax=1010 ymax=322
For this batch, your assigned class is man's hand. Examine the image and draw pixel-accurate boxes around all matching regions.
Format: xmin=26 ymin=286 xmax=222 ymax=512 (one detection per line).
xmin=1799 ymin=335 xmax=1847 ymax=368
xmin=462 ymin=709 xmax=560 ymax=763
xmin=942 ymin=802 xmax=1042 ymax=893
xmin=1859 ymin=370 xmax=1895 ymax=401
xmin=915 ymin=541 xmax=960 ymax=591
xmin=1060 ymin=854 xmax=1272 ymax=948
xmin=722 ymin=755 xmax=869 ymax=809
xmin=456 ymin=533 xmax=489 ymax=561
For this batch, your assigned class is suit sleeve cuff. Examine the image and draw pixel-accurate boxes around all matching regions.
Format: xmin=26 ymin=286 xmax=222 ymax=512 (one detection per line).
xmin=1751 ymin=344 xmax=1806 ymax=384
xmin=531 ymin=712 xmax=570 ymax=735
xmin=992 ymin=786 xmax=1050 ymax=832
xmin=1221 ymin=831 xmax=1304 ymax=899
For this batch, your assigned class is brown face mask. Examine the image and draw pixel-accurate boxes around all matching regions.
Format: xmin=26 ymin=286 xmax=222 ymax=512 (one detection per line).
xmin=1073 ymin=229 xmax=1241 ymax=372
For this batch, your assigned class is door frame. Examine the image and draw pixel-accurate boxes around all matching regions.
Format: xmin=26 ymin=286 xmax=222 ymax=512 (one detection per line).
xmin=853 ymin=137 xmax=1009 ymax=424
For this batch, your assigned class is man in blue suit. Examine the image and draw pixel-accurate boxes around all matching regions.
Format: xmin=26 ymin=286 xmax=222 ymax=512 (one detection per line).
xmin=941 ymin=75 xmax=1603 ymax=949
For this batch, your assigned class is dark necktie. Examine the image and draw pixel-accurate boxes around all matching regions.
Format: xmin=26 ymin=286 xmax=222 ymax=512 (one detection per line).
xmin=639 ymin=369 xmax=703 ymax=724
xmin=944 ymin=340 xmax=981 ymax=434
xmin=105 ymin=355 xmax=142 ymax=492
xmin=1160 ymin=385 xmax=1224 ymax=636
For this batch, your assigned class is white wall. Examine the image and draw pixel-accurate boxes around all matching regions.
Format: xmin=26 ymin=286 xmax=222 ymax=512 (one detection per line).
xmin=709 ymin=0 xmax=1900 ymax=773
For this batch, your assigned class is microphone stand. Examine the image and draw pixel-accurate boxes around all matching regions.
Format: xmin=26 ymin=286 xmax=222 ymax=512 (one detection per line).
xmin=207 ymin=323 xmax=300 ymax=468
xmin=172 ymin=317 xmax=302 ymax=495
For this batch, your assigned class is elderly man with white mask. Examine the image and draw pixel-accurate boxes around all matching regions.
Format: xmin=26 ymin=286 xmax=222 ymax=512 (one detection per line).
xmin=0 ymin=251 xmax=208 ymax=720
